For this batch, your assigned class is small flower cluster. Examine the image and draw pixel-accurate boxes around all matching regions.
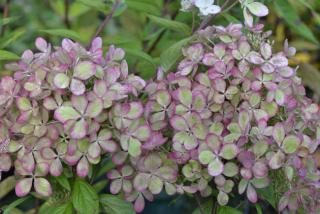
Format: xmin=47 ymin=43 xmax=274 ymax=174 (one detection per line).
xmin=181 ymin=0 xmax=269 ymax=28
xmin=0 ymin=23 xmax=319 ymax=213
xmin=181 ymin=0 xmax=221 ymax=16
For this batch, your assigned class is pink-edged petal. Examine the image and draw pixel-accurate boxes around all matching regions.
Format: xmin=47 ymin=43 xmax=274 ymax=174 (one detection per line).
xmin=273 ymin=123 xmax=285 ymax=145
xmin=275 ymin=89 xmax=285 ymax=105
xmin=50 ymin=158 xmax=63 ymax=177
xmin=261 ymin=62 xmax=274 ymax=73
xmin=16 ymin=97 xmax=32 ymax=111
xmin=21 ymin=153 xmax=35 ymax=173
xmin=208 ymin=158 xmax=224 ymax=176
xmin=175 ymin=87 xmax=192 ymax=106
xmin=43 ymin=97 xmax=59 ymax=111
xmin=247 ymin=52 xmax=264 ymax=64
xmin=246 ymin=183 xmax=257 ymax=203
xmin=246 ymin=2 xmax=269 ymax=17
xmin=260 ymin=43 xmax=272 ymax=59
xmin=0 ymin=154 xmax=11 ymax=171
xmin=270 ymin=55 xmax=288 ymax=67
xmin=156 ymin=90 xmax=171 ymax=107
xmin=70 ymin=78 xmax=86 ymax=95
xmin=54 ymin=106 xmax=80 ymax=123
xmin=110 ymin=179 xmax=122 ymax=194
xmin=34 ymin=178 xmax=52 ymax=197
xmin=220 ymin=144 xmax=239 ymax=160
xmin=70 ymin=119 xmax=88 ymax=139
xmin=282 ymin=135 xmax=300 ymax=154
xmin=134 ymin=194 xmax=145 ymax=213
xmin=1 ymin=76 xmax=15 ymax=91
xmin=107 ymin=169 xmax=121 ymax=179
xmin=54 ymin=73 xmax=70 ymax=89
xmin=77 ymin=157 xmax=89 ymax=177
xmin=93 ymin=80 xmax=107 ymax=97
xmin=134 ymin=173 xmax=149 ymax=192
xmin=126 ymin=102 xmax=143 ymax=119
xmin=132 ymin=125 xmax=151 ymax=141
xmin=269 ymin=151 xmax=285 ymax=169
xmin=73 ymin=61 xmax=96 ymax=80
xmin=35 ymin=37 xmax=48 ymax=52
xmin=170 ymin=115 xmax=188 ymax=131
xmin=71 ymin=95 xmax=88 ymax=114
xmin=112 ymin=151 xmax=128 ymax=165
xmin=192 ymin=91 xmax=206 ymax=112
xmin=88 ymin=142 xmax=101 ymax=159
xmin=99 ymin=140 xmax=118 ymax=153
xmin=85 ymin=99 xmax=103 ymax=118
xmin=15 ymin=178 xmax=32 ymax=197
xmin=128 ymin=138 xmax=142 ymax=157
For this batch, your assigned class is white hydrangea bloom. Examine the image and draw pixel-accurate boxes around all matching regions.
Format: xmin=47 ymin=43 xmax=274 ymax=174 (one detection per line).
xmin=195 ymin=0 xmax=221 ymax=16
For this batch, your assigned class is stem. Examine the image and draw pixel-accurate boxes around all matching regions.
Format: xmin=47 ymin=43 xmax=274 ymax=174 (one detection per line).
xmin=195 ymin=193 xmax=205 ymax=214
xmin=64 ymin=0 xmax=71 ymax=29
xmin=195 ymin=0 xmax=238 ymax=32
xmin=90 ymin=0 xmax=120 ymax=45
xmin=223 ymin=0 xmax=239 ymax=13
xmin=1 ymin=0 xmax=11 ymax=36
xmin=211 ymin=200 xmax=217 ymax=214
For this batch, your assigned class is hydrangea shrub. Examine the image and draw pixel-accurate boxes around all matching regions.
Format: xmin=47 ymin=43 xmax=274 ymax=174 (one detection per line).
xmin=0 ymin=1 xmax=320 ymax=214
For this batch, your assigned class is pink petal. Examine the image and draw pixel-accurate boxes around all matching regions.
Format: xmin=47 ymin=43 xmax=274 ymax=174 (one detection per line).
xmin=134 ymin=194 xmax=145 ymax=213
xmin=35 ymin=37 xmax=48 ymax=52
xmin=77 ymin=157 xmax=89 ymax=177
xmin=15 ymin=178 xmax=32 ymax=197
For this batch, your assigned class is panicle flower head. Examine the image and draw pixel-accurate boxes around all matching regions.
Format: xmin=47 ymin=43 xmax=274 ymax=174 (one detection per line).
xmin=0 ymin=22 xmax=319 ymax=213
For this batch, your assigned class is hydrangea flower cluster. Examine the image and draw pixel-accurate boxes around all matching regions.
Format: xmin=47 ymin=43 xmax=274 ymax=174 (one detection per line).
xmin=0 ymin=23 xmax=319 ymax=213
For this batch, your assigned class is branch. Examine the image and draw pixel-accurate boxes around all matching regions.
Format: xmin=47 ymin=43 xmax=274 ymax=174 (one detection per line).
xmin=64 ymin=0 xmax=71 ymax=29
xmin=90 ymin=0 xmax=120 ymax=45
xmin=1 ymin=0 xmax=11 ymax=36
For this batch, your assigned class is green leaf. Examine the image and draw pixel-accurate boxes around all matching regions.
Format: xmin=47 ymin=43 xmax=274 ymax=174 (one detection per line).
xmin=93 ymin=180 xmax=108 ymax=193
xmin=3 ymin=196 xmax=31 ymax=214
xmin=0 ymin=28 xmax=25 ymax=49
xmin=147 ymin=14 xmax=191 ymax=35
xmin=126 ymin=0 xmax=160 ymax=16
xmin=221 ymin=13 xmax=241 ymax=23
xmin=192 ymin=200 xmax=213 ymax=214
xmin=0 ymin=50 xmax=20 ymax=60
xmin=40 ymin=29 xmax=83 ymax=42
xmin=255 ymin=204 xmax=263 ymax=214
xmin=274 ymin=0 xmax=319 ymax=44
xmin=160 ymin=36 xmax=194 ymax=72
xmin=124 ymin=48 xmax=156 ymax=67
xmin=56 ymin=174 xmax=71 ymax=191
xmin=72 ymin=178 xmax=99 ymax=214
xmin=100 ymin=194 xmax=135 ymax=214
xmin=76 ymin=0 xmax=110 ymax=13
xmin=256 ymin=185 xmax=277 ymax=208
xmin=297 ymin=63 xmax=320 ymax=96
xmin=217 ymin=206 xmax=242 ymax=214
xmin=43 ymin=202 xmax=73 ymax=214
xmin=0 ymin=16 xmax=20 ymax=27
xmin=0 ymin=176 xmax=16 ymax=199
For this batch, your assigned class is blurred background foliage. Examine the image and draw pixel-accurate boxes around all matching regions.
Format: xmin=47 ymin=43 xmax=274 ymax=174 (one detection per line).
xmin=0 ymin=0 xmax=319 ymax=213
